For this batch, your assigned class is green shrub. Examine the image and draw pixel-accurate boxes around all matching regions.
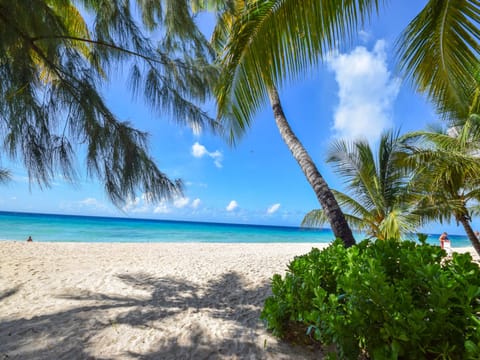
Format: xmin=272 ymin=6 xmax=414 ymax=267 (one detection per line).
xmin=261 ymin=239 xmax=480 ymax=359
xmin=262 ymin=240 xmax=349 ymax=338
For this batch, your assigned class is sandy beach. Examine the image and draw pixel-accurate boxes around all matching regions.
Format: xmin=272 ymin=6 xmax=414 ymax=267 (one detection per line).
xmin=1 ymin=241 xmax=478 ymax=360
xmin=1 ymin=242 xmax=331 ymax=359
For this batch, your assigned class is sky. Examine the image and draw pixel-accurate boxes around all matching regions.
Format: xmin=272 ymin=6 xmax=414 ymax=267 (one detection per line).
xmin=0 ymin=1 xmax=475 ymax=235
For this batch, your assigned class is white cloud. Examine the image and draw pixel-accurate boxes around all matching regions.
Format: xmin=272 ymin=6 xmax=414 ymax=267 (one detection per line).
xmin=327 ymin=40 xmax=401 ymax=141
xmin=192 ymin=142 xmax=207 ymax=157
xmin=358 ymin=30 xmax=371 ymax=43
xmin=153 ymin=203 xmax=171 ymax=214
xmin=122 ymin=196 xmax=141 ymax=212
xmin=122 ymin=194 xmax=153 ymax=213
xmin=80 ymin=197 xmax=101 ymax=206
xmin=120 ymin=193 xmax=201 ymax=215
xmin=58 ymin=197 xmax=112 ymax=214
xmin=141 ymin=192 xmax=155 ymax=202
xmin=173 ymin=197 xmax=190 ymax=208
xmin=77 ymin=197 xmax=109 ymax=211
xmin=211 ymin=151 xmax=223 ymax=168
xmin=185 ymin=181 xmax=208 ymax=188
xmin=191 ymin=142 xmax=223 ymax=168
xmin=191 ymin=198 xmax=201 ymax=209
xmin=226 ymin=200 xmax=238 ymax=212
xmin=120 ymin=196 xmax=149 ymax=213
xmin=267 ymin=203 xmax=281 ymax=214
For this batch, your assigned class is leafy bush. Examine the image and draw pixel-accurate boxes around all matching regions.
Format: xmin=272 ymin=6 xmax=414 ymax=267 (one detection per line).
xmin=261 ymin=239 xmax=480 ymax=359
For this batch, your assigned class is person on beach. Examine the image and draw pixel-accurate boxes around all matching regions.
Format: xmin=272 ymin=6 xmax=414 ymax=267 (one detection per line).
xmin=439 ymin=232 xmax=449 ymax=249
xmin=475 ymin=230 xmax=480 ymax=239
xmin=26 ymin=236 xmax=33 ymax=242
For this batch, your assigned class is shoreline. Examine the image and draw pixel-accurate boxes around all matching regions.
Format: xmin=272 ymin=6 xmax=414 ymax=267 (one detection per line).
xmin=0 ymin=211 xmax=474 ymax=246
xmin=2 ymin=236 xmax=475 ymax=247
xmin=2 ymin=239 xmax=474 ymax=258
xmin=1 ymin=241 xmax=478 ymax=359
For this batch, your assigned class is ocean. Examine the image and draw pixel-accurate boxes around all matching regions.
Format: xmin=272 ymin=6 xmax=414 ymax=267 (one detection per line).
xmin=0 ymin=211 xmax=471 ymax=247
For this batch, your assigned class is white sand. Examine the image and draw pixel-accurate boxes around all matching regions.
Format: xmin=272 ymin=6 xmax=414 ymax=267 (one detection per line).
xmin=1 ymin=241 xmax=477 ymax=360
xmin=451 ymin=246 xmax=479 ymax=259
xmin=0 ymin=242 xmax=329 ymax=359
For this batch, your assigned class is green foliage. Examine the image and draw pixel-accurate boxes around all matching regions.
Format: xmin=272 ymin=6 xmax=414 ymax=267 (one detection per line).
xmin=262 ymin=240 xmax=349 ymax=338
xmin=416 ymin=232 xmax=428 ymax=245
xmin=403 ymin=116 xmax=480 ymax=255
xmin=302 ymin=131 xmax=421 ymax=241
xmin=396 ymin=0 xmax=480 ymax=120
xmin=213 ymin=0 xmax=380 ymax=142
xmin=213 ymin=0 xmax=480 ymax=143
xmin=261 ymin=240 xmax=480 ymax=359
xmin=0 ymin=0 xmax=218 ymax=205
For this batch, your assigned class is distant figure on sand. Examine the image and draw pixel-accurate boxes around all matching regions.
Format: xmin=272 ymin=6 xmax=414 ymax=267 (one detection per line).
xmin=27 ymin=236 xmax=33 ymax=242
xmin=439 ymin=232 xmax=449 ymax=249
xmin=475 ymin=231 xmax=480 ymax=239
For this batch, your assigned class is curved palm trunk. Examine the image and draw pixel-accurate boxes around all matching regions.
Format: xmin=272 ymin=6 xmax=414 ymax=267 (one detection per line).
xmin=267 ymin=85 xmax=355 ymax=248
xmin=457 ymin=215 xmax=480 ymax=256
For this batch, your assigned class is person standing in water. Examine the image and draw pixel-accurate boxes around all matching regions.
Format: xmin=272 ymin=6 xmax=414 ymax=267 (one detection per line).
xmin=439 ymin=232 xmax=449 ymax=249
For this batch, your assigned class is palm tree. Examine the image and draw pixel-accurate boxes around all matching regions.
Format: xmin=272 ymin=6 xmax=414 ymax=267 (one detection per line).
xmin=212 ymin=0 xmax=480 ymax=247
xmin=398 ymin=0 xmax=480 ymax=255
xmin=267 ymin=86 xmax=356 ymax=246
xmin=404 ymin=120 xmax=480 ymax=255
xmin=213 ymin=1 xmax=383 ymax=247
xmin=0 ymin=0 xmax=218 ymax=206
xmin=302 ymin=131 xmax=421 ymax=241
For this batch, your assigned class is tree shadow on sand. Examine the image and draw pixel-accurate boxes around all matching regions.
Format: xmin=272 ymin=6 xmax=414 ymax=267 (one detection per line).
xmin=1 ymin=271 xmax=324 ymax=359
xmin=0 ymin=286 xmax=21 ymax=301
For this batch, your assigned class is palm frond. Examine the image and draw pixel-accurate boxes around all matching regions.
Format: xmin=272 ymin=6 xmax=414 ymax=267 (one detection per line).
xmin=301 ymin=208 xmax=371 ymax=235
xmin=0 ymin=168 xmax=10 ymax=184
xmin=301 ymin=209 xmax=328 ymax=228
xmin=396 ymin=0 xmax=480 ymax=118
xmin=303 ymin=130 xmax=419 ymax=241
xmin=327 ymin=138 xmax=377 ymax=209
xmin=332 ymin=190 xmax=374 ymax=219
xmin=214 ymin=0 xmax=380 ymax=140
xmin=327 ymin=131 xmax=411 ymax=214
xmin=405 ymin=116 xmax=480 ymax=226
xmin=378 ymin=207 xmax=421 ymax=241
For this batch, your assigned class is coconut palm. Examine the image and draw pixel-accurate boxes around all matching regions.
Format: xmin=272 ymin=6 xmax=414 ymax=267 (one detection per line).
xmin=302 ymin=131 xmax=421 ymax=241
xmin=212 ymin=0 xmax=480 ymax=247
xmin=404 ymin=119 xmax=480 ymax=255
xmin=212 ymin=1 xmax=382 ymax=247
xmin=0 ymin=0 xmax=218 ymax=205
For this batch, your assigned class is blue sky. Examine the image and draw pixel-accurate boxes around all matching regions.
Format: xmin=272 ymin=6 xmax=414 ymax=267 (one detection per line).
xmin=0 ymin=1 xmax=475 ymax=235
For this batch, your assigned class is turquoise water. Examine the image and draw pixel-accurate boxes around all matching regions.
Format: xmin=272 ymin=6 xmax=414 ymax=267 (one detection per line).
xmin=0 ymin=211 xmax=471 ymax=247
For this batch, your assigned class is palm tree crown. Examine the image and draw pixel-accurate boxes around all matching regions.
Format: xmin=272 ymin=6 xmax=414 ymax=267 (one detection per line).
xmin=303 ymin=131 xmax=421 ymax=241
xmin=404 ymin=118 xmax=480 ymax=255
